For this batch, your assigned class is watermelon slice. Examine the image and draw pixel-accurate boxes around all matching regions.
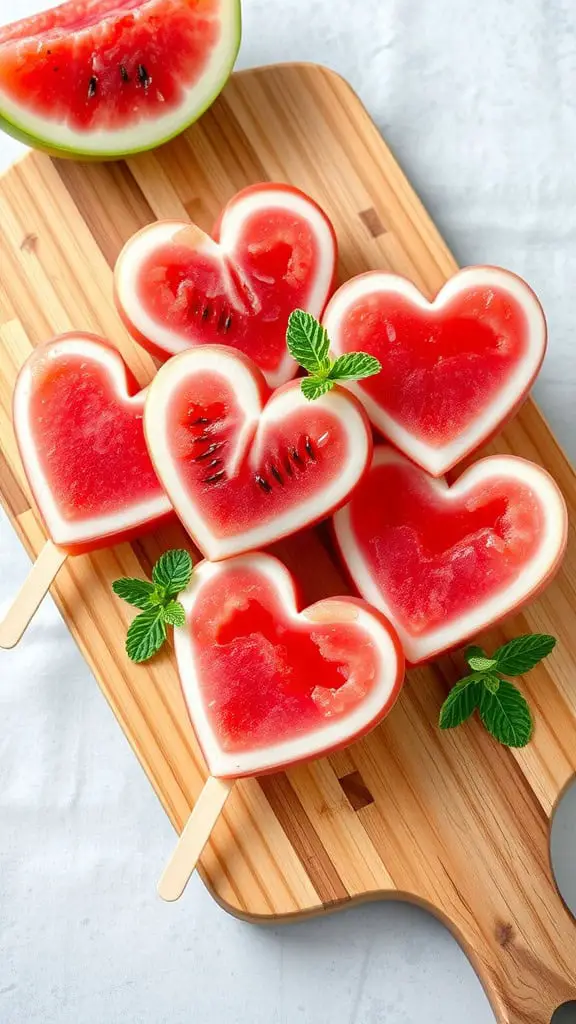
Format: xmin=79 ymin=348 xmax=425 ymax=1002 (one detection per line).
xmin=115 ymin=183 xmax=338 ymax=388
xmin=13 ymin=333 xmax=172 ymax=553
xmin=323 ymin=266 xmax=547 ymax=476
xmin=0 ymin=0 xmax=241 ymax=158
xmin=333 ymin=446 xmax=567 ymax=664
xmin=144 ymin=344 xmax=373 ymax=560
xmin=175 ymin=552 xmax=405 ymax=778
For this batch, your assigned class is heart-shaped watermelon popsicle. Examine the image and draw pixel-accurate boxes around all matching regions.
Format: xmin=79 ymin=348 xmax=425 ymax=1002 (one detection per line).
xmin=158 ymin=552 xmax=404 ymax=901
xmin=323 ymin=266 xmax=547 ymax=476
xmin=0 ymin=334 xmax=172 ymax=648
xmin=144 ymin=344 xmax=373 ymax=560
xmin=333 ymin=446 xmax=567 ymax=664
xmin=114 ymin=183 xmax=338 ymax=389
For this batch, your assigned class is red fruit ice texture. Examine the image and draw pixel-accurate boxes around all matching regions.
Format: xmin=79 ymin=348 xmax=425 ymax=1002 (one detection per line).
xmin=144 ymin=344 xmax=372 ymax=560
xmin=323 ymin=266 xmax=547 ymax=476
xmin=13 ymin=333 xmax=172 ymax=554
xmin=174 ymin=552 xmax=405 ymax=778
xmin=333 ymin=446 xmax=567 ymax=664
xmin=114 ymin=182 xmax=338 ymax=389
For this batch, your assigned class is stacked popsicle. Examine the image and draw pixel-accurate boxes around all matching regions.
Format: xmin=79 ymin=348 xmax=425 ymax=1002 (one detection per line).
xmin=1 ymin=182 xmax=567 ymax=901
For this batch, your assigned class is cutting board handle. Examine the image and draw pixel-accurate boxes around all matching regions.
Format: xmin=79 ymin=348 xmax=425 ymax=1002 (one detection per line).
xmin=442 ymin=896 xmax=576 ymax=1023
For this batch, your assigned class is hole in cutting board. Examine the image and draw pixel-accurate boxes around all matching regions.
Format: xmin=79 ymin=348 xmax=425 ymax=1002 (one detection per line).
xmin=550 ymin=777 xmax=576 ymax=919
xmin=551 ymin=1002 xmax=576 ymax=1023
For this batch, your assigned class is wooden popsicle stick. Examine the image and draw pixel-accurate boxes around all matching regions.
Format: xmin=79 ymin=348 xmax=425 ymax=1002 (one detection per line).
xmin=158 ymin=776 xmax=235 ymax=902
xmin=0 ymin=539 xmax=67 ymax=649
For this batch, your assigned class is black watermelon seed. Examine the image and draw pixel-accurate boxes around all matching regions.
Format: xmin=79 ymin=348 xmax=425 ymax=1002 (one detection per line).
xmin=206 ymin=458 xmax=222 ymax=470
xmin=304 ymin=436 xmax=316 ymax=461
xmin=88 ymin=76 xmax=98 ymax=98
xmin=138 ymin=64 xmax=151 ymax=88
xmin=201 ymin=305 xmax=211 ymax=321
xmin=194 ymin=442 xmax=225 ymax=462
xmin=217 ymin=309 xmax=233 ymax=333
xmin=270 ymin=465 xmax=284 ymax=485
xmin=290 ymin=447 xmax=303 ymax=466
xmin=204 ymin=470 xmax=225 ymax=484
xmin=284 ymin=457 xmax=293 ymax=477
xmin=193 ymin=434 xmax=210 ymax=444
xmin=120 ymin=64 xmax=129 ymax=83
xmin=256 ymin=474 xmax=272 ymax=494
xmin=191 ymin=416 xmax=210 ymax=425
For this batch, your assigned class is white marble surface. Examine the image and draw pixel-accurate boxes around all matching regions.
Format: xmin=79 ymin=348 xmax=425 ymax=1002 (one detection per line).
xmin=1 ymin=1 xmax=576 ymax=1022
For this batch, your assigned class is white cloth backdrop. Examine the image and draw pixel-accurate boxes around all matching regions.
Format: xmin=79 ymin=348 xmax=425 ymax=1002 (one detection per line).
xmin=1 ymin=1 xmax=575 ymax=1022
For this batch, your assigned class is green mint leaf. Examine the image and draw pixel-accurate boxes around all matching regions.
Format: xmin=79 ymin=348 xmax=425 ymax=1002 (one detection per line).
xmin=482 ymin=673 xmax=501 ymax=695
xmin=163 ymin=600 xmax=186 ymax=628
xmin=112 ymin=577 xmax=156 ymax=610
xmin=328 ymin=351 xmax=381 ymax=383
xmin=152 ymin=549 xmax=193 ymax=596
xmin=479 ymin=679 xmax=533 ymax=747
xmin=286 ymin=310 xmax=331 ymax=375
xmin=465 ymin=645 xmax=486 ymax=664
xmin=301 ymin=375 xmax=334 ymax=401
xmin=439 ymin=675 xmax=482 ymax=730
xmin=125 ymin=609 xmax=167 ymax=663
xmin=468 ymin=655 xmax=497 ymax=672
xmin=494 ymin=634 xmax=557 ymax=676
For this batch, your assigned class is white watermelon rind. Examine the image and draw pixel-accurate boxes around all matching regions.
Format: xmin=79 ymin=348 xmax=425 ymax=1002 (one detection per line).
xmin=0 ymin=0 xmax=241 ymax=160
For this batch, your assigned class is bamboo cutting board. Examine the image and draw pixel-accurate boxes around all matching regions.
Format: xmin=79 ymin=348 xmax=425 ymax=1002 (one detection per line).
xmin=0 ymin=63 xmax=575 ymax=1024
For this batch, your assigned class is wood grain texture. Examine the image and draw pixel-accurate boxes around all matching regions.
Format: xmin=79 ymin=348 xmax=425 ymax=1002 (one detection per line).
xmin=0 ymin=63 xmax=575 ymax=1022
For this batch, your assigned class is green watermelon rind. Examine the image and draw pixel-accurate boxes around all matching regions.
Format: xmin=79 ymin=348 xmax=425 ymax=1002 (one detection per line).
xmin=0 ymin=0 xmax=241 ymax=161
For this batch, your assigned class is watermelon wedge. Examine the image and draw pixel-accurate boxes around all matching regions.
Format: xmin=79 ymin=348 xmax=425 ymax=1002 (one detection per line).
xmin=333 ymin=446 xmax=567 ymax=664
xmin=176 ymin=552 xmax=405 ymax=778
xmin=144 ymin=344 xmax=373 ymax=560
xmin=0 ymin=0 xmax=241 ymax=158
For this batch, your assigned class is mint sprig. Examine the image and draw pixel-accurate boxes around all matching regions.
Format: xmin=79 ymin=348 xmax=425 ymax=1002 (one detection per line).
xmin=112 ymin=549 xmax=193 ymax=663
xmin=438 ymin=633 xmax=557 ymax=748
xmin=287 ymin=309 xmax=381 ymax=400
